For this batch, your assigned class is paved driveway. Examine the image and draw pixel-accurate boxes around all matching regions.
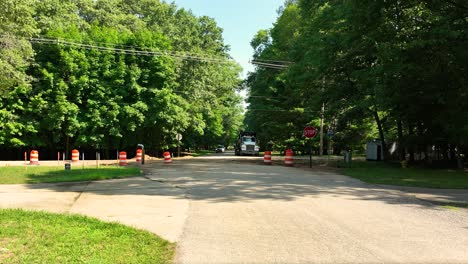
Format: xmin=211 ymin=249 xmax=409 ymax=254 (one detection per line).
xmin=144 ymin=157 xmax=468 ymax=264
xmin=0 ymin=176 xmax=188 ymax=242
xmin=1 ymin=156 xmax=468 ymax=263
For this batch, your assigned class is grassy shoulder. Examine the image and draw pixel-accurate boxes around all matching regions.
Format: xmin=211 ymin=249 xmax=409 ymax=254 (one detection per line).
xmin=189 ymin=150 xmax=214 ymax=157
xmin=0 ymin=209 xmax=174 ymax=264
xmin=440 ymin=203 xmax=468 ymax=210
xmin=0 ymin=166 xmax=141 ymax=184
xmin=259 ymin=151 xmax=281 ymax=156
xmin=341 ymin=161 xmax=468 ymax=189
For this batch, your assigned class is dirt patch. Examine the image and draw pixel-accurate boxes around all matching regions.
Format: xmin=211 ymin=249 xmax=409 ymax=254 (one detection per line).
xmin=0 ymin=238 xmax=16 ymax=262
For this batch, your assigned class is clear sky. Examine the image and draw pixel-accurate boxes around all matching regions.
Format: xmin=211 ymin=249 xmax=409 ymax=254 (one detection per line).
xmin=169 ymin=0 xmax=285 ymax=78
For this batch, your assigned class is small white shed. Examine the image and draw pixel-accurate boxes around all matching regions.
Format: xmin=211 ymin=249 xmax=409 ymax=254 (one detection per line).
xmin=366 ymin=140 xmax=383 ymax=161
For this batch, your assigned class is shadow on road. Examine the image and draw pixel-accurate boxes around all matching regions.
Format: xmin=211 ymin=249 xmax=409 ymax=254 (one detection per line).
xmin=14 ymin=156 xmax=465 ymax=211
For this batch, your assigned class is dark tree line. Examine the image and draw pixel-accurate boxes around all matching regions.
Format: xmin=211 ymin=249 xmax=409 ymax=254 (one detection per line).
xmin=245 ymin=0 xmax=467 ymax=167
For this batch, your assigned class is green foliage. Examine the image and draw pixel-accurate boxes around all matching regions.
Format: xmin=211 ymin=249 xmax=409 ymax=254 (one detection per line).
xmin=0 ymin=166 xmax=141 ymax=184
xmin=0 ymin=1 xmax=37 ymax=146
xmin=245 ymin=0 xmax=468 ymax=163
xmin=245 ymin=2 xmax=315 ymax=152
xmin=0 ymin=0 xmax=243 ymax=156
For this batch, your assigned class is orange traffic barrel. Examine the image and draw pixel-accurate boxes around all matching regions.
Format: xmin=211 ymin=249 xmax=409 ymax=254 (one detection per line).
xmin=71 ymin=149 xmax=79 ymax=162
xmin=136 ymin=149 xmax=143 ymax=163
xmin=284 ymin=149 xmax=294 ymax=167
xmin=30 ymin=150 xmax=39 ymax=165
xmin=163 ymin=151 xmax=172 ymax=164
xmin=119 ymin=151 xmax=128 ymax=166
xmin=264 ymin=151 xmax=272 ymax=165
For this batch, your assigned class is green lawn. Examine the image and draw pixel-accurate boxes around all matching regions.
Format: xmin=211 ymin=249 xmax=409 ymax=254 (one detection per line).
xmin=0 ymin=166 xmax=141 ymax=184
xmin=190 ymin=150 xmax=214 ymax=157
xmin=0 ymin=209 xmax=174 ymax=264
xmin=342 ymin=161 xmax=468 ymax=189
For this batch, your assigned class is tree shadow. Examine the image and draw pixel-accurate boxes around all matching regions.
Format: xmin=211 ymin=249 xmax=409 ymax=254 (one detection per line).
xmin=16 ymin=157 xmax=466 ymax=211
xmin=17 ymin=165 xmax=140 ymax=187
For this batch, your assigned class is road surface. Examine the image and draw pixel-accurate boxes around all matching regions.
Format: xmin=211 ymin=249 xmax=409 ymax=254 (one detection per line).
xmin=1 ymin=152 xmax=467 ymax=263
xmin=146 ymin=153 xmax=468 ymax=263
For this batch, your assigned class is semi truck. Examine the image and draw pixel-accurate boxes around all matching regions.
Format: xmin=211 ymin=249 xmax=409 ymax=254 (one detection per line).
xmin=235 ymin=131 xmax=260 ymax=156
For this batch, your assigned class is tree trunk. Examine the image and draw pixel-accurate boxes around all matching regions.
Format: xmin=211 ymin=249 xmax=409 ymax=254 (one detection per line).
xmin=319 ymin=102 xmax=324 ymax=156
xmin=456 ymin=146 xmax=464 ymax=170
xmin=442 ymin=145 xmax=449 ymax=161
xmin=66 ymin=136 xmax=70 ymax=160
xmin=397 ymin=119 xmax=405 ymax=160
xmin=105 ymin=137 xmax=111 ymax=160
xmin=408 ymin=125 xmax=415 ymax=162
xmin=449 ymin=144 xmax=456 ymax=161
xmin=373 ymin=111 xmax=386 ymax=161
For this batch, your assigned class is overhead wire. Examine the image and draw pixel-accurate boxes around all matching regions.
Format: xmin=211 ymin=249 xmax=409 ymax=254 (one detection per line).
xmin=247 ymin=109 xmax=317 ymax=113
xmin=3 ymin=35 xmax=293 ymax=69
xmin=252 ymin=58 xmax=293 ymax=64
xmin=249 ymin=59 xmax=292 ymax=70
xmin=1 ymin=35 xmax=235 ymax=64
xmin=1 ymin=35 xmax=303 ymax=113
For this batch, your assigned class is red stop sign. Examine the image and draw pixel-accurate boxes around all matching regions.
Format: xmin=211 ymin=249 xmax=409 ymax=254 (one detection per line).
xmin=303 ymin=126 xmax=317 ymax=138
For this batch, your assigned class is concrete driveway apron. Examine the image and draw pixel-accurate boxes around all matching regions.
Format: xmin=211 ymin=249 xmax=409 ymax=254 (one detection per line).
xmin=0 ymin=176 xmax=188 ymax=242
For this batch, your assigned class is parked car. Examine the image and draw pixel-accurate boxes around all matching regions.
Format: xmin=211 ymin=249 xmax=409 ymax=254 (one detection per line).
xmin=215 ymin=145 xmax=225 ymax=153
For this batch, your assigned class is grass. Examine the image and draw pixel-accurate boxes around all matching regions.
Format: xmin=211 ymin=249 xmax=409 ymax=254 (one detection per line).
xmin=0 ymin=166 xmax=141 ymax=184
xmin=341 ymin=161 xmax=468 ymax=189
xmin=0 ymin=209 xmax=174 ymax=264
xmin=259 ymin=151 xmax=282 ymax=156
xmin=441 ymin=204 xmax=468 ymax=210
xmin=190 ymin=150 xmax=214 ymax=157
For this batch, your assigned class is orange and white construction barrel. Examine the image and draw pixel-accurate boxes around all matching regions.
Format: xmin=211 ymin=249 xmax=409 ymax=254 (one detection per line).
xmin=163 ymin=151 xmax=172 ymax=164
xmin=136 ymin=149 xmax=143 ymax=163
xmin=284 ymin=149 xmax=294 ymax=167
xmin=30 ymin=150 xmax=39 ymax=165
xmin=264 ymin=151 xmax=272 ymax=165
xmin=71 ymin=149 xmax=79 ymax=162
xmin=119 ymin=151 xmax=128 ymax=166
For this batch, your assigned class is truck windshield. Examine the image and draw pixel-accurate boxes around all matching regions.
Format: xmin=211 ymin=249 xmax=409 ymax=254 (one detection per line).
xmin=243 ymin=137 xmax=255 ymax=143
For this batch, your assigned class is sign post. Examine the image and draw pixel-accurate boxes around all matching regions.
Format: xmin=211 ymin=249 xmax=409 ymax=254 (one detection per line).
xmin=303 ymin=126 xmax=318 ymax=168
xmin=176 ymin=134 xmax=183 ymax=157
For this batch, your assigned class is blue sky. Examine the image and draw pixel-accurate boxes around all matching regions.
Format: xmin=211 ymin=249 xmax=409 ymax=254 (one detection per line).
xmin=169 ymin=0 xmax=285 ymax=77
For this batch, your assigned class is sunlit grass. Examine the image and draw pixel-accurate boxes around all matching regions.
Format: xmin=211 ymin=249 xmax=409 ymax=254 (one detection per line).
xmin=342 ymin=161 xmax=468 ymax=189
xmin=190 ymin=150 xmax=214 ymax=157
xmin=441 ymin=205 xmax=466 ymax=210
xmin=0 ymin=166 xmax=141 ymax=184
xmin=0 ymin=209 xmax=174 ymax=264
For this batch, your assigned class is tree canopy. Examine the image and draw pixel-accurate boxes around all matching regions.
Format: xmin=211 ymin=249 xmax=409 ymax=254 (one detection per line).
xmin=245 ymin=0 xmax=467 ymax=166
xmin=0 ymin=0 xmax=244 ymax=159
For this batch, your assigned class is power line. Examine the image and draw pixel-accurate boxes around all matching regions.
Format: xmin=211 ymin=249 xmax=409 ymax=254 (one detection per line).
xmin=247 ymin=109 xmax=317 ymax=113
xmin=248 ymin=95 xmax=289 ymax=99
xmin=1 ymin=35 xmax=235 ymax=64
xmin=249 ymin=59 xmax=292 ymax=70
xmin=250 ymin=60 xmax=289 ymax=69
xmin=252 ymin=58 xmax=293 ymax=64
xmin=32 ymin=37 xmax=232 ymax=63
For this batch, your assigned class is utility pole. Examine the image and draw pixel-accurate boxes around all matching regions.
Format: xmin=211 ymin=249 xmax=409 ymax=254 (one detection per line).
xmin=320 ymin=77 xmax=325 ymax=156
xmin=319 ymin=102 xmax=324 ymax=156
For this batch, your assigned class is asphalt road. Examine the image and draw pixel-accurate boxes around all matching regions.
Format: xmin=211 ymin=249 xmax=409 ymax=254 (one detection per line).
xmin=145 ymin=153 xmax=468 ymax=264
xmin=1 ymin=152 xmax=467 ymax=263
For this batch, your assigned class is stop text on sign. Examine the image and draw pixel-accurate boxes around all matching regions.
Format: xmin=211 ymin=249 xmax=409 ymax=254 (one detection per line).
xmin=303 ymin=126 xmax=317 ymax=138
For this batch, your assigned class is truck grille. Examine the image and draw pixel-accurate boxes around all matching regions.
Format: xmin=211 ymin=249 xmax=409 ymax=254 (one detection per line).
xmin=247 ymin=145 xmax=255 ymax=151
